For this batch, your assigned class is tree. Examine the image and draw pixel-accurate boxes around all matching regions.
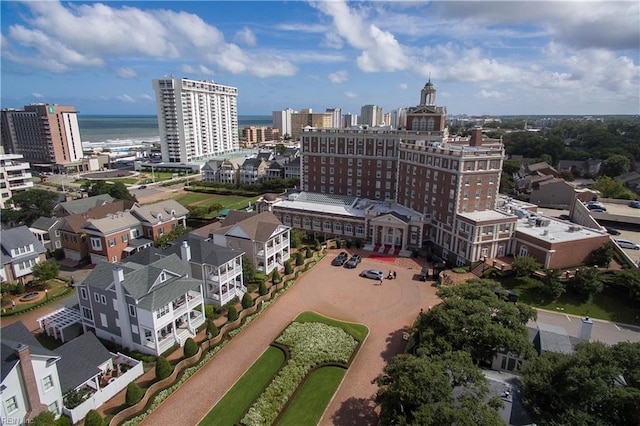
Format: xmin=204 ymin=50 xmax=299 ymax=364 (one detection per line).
xmin=241 ymin=292 xmax=254 ymax=309
xmin=601 ymin=154 xmax=631 ymax=178
xmin=305 ymin=247 xmax=313 ymax=259
xmin=413 ymin=280 xmax=537 ymax=364
xmin=242 ymin=257 xmax=256 ymax=283
xmin=155 ymin=356 xmax=173 ymax=381
xmin=31 ymin=261 xmax=59 ymax=283
xmin=295 ymin=251 xmax=304 ymax=266
xmin=125 ymin=382 xmax=144 ymax=407
xmin=153 ymin=226 xmax=190 ymax=249
xmin=569 ymin=267 xmax=603 ymax=302
xmin=284 ymin=260 xmax=293 ymax=275
xmin=591 ymin=176 xmax=635 ymax=199
xmin=227 ymin=305 xmax=239 ymax=322
xmin=275 ymin=143 xmax=287 ymax=155
xmin=1 ymin=189 xmax=60 ymax=226
xmin=183 ymin=337 xmax=198 ymax=358
xmin=520 ymin=342 xmax=640 ymax=425
xmin=313 ymin=239 xmax=321 ymax=251
xmin=258 ymin=280 xmax=268 ymax=296
xmin=271 ymin=269 xmax=281 ymax=284
xmin=84 ymin=180 xmax=136 ymax=201
xmin=290 ymin=230 xmax=304 ymax=248
xmin=540 ymin=268 xmax=565 ymax=300
xmin=84 ymin=410 xmax=103 ymax=426
xmin=374 ymin=352 xmax=503 ymax=426
xmin=590 ymin=242 xmax=614 ymax=268
xmin=511 ymin=254 xmax=541 ymax=277
xmin=206 ymin=319 xmax=219 ymax=338
xmin=31 ymin=410 xmax=56 ymax=426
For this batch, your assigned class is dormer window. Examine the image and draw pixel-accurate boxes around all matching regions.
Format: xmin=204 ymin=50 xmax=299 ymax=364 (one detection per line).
xmin=157 ymin=213 xmax=163 ymax=221
xmin=161 ymin=272 xmax=166 ymax=282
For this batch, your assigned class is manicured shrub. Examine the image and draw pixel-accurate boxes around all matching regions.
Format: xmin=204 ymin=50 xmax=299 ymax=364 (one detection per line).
xmin=271 ymin=269 xmax=281 ymax=284
xmin=32 ymin=410 xmax=55 ymax=426
xmin=125 ymin=382 xmax=144 ymax=407
xmin=204 ymin=304 xmax=214 ymax=319
xmin=155 ymin=356 xmax=173 ymax=381
xmin=15 ymin=282 xmax=25 ymax=295
xmin=242 ymin=292 xmax=254 ymax=309
xmin=84 ymin=410 xmax=103 ymax=426
xmin=55 ymin=414 xmax=71 ymax=426
xmin=227 ymin=305 xmax=239 ymax=322
xmin=305 ymin=247 xmax=313 ymax=259
xmin=206 ymin=319 xmax=219 ymax=337
xmin=258 ymin=281 xmax=268 ymax=296
xmin=284 ymin=260 xmax=293 ymax=275
xmin=183 ymin=337 xmax=198 ymax=358
xmin=295 ymin=252 xmax=304 ymax=266
xmin=346 ymin=240 xmax=353 ymax=249
xmin=313 ymin=239 xmax=321 ymax=251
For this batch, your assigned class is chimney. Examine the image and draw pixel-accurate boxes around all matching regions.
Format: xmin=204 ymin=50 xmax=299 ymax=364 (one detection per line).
xmin=113 ymin=266 xmax=124 ymax=284
xmin=180 ymin=240 xmax=191 ymax=277
xmin=15 ymin=344 xmax=48 ymax=419
xmin=579 ymin=317 xmax=593 ymax=341
xmin=469 ymin=128 xmax=483 ymax=147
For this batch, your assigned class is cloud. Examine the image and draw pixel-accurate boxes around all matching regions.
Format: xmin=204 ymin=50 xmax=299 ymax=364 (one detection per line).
xmin=329 ymin=70 xmax=348 ymax=83
xmin=139 ymin=94 xmax=153 ymax=101
xmin=321 ymin=32 xmax=343 ymax=49
xmin=234 ymin=27 xmax=257 ymax=47
xmin=116 ymin=67 xmax=136 ymax=78
xmin=344 ymin=91 xmax=358 ymax=98
xmin=117 ymin=94 xmax=135 ymax=103
xmin=475 ymin=90 xmax=505 ymax=99
xmin=398 ymin=83 xmax=408 ymax=90
xmin=32 ymin=92 xmax=44 ymax=99
xmin=3 ymin=1 xmax=295 ymax=77
xmin=275 ymin=23 xmax=327 ymax=33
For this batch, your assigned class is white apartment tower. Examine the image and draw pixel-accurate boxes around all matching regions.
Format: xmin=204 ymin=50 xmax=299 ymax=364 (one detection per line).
xmin=272 ymin=108 xmax=295 ymax=137
xmin=360 ymin=104 xmax=383 ymax=127
xmin=152 ymin=77 xmax=239 ymax=163
xmin=325 ymin=108 xmax=343 ymax=128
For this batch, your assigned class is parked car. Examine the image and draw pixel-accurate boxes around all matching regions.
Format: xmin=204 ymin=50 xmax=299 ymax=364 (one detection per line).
xmin=138 ymin=185 xmax=147 ymax=189
xmin=332 ymin=252 xmax=349 ymax=266
xmin=589 ymin=208 xmax=607 ymax=213
xmin=344 ymin=254 xmax=362 ymax=268
xmin=558 ymin=214 xmax=572 ymax=221
xmin=605 ymin=226 xmax=621 ymax=235
xmin=629 ymin=201 xmax=640 ymax=209
xmin=360 ymin=269 xmax=384 ymax=280
xmin=615 ymin=239 xmax=640 ymax=250
xmin=587 ymin=204 xmax=606 ymax=211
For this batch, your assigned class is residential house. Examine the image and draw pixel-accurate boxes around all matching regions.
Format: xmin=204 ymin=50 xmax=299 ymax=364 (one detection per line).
xmin=0 ymin=226 xmax=46 ymax=285
xmin=53 ymin=194 xmax=115 ymax=217
xmin=77 ymin=254 xmax=205 ymax=356
xmin=265 ymin=160 xmax=285 ymax=181
xmin=29 ymin=217 xmax=62 ymax=252
xmin=204 ymin=210 xmax=290 ymax=275
xmin=283 ymin=157 xmax=301 ymax=180
xmin=0 ymin=322 xmax=143 ymax=425
xmin=557 ymin=159 xmax=602 ymax=177
xmin=58 ymin=200 xmax=136 ymax=263
xmin=1 ymin=322 xmax=63 ymax=423
xmin=201 ymin=159 xmax=223 ymax=183
xmin=518 ymin=162 xmax=560 ymax=178
xmin=201 ymin=159 xmax=240 ymax=184
xmin=239 ymin=158 xmax=268 ymax=184
xmin=529 ymin=179 xmax=599 ymax=209
xmin=83 ymin=212 xmax=145 ymax=264
xmin=127 ymin=235 xmax=246 ymax=306
xmin=130 ymin=199 xmax=188 ymax=241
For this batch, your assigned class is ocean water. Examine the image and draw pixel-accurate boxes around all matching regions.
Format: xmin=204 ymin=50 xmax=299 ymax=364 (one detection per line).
xmin=78 ymin=114 xmax=272 ymax=146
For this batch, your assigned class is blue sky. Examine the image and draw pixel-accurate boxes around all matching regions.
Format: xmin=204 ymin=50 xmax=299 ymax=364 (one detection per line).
xmin=1 ymin=1 xmax=638 ymax=116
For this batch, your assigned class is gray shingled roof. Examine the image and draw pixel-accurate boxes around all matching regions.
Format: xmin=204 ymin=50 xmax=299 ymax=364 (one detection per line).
xmin=55 ymin=194 xmax=115 ymax=215
xmin=1 ymin=322 xmax=59 ymax=382
xmin=30 ymin=217 xmax=59 ymax=231
xmin=130 ymin=199 xmax=189 ymax=224
xmin=55 ymin=332 xmax=112 ymax=392
xmin=164 ymin=234 xmax=243 ymax=266
xmin=0 ymin=226 xmax=46 ymax=266
xmin=536 ymin=323 xmax=575 ymax=354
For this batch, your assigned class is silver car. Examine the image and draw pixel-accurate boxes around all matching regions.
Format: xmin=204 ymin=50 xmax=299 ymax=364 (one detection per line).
xmin=360 ymin=269 xmax=384 ymax=280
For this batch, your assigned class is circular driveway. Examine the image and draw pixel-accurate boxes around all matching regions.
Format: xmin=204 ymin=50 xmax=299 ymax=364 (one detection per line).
xmin=141 ymin=251 xmax=440 ymax=425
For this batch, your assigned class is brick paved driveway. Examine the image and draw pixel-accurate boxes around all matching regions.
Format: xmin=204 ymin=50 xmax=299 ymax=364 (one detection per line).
xmin=141 ymin=251 xmax=441 ymax=426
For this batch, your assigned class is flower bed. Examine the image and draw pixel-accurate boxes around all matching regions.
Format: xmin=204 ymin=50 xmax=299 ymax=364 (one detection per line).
xmin=241 ymin=322 xmax=358 ymax=426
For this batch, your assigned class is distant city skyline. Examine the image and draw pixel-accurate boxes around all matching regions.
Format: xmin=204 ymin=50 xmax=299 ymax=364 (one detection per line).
xmin=1 ymin=1 xmax=638 ymax=116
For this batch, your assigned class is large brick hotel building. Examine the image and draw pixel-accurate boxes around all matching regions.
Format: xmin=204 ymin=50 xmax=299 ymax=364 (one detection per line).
xmin=260 ymin=81 xmax=609 ymax=267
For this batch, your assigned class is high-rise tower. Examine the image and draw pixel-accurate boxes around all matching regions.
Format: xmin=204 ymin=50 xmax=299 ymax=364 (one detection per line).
xmin=152 ymin=77 xmax=239 ymax=163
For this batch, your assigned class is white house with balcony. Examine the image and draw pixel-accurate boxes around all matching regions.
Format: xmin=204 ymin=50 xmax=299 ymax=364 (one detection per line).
xmin=77 ymin=254 xmax=205 ymax=356
xmin=0 ymin=226 xmax=46 ymax=285
xmin=0 ymin=151 xmax=33 ymax=209
xmin=207 ymin=211 xmax=291 ymax=275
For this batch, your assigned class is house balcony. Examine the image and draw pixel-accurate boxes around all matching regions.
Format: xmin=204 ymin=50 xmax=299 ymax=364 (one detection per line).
xmin=171 ymin=290 xmax=203 ymax=317
xmin=9 ymin=181 xmax=34 ymax=191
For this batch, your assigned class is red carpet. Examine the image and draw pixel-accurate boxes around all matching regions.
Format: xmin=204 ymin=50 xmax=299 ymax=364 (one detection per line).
xmin=368 ymin=254 xmax=396 ymax=263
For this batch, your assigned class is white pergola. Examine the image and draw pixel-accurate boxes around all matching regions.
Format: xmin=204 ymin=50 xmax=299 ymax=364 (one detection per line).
xmin=37 ymin=307 xmax=83 ymax=343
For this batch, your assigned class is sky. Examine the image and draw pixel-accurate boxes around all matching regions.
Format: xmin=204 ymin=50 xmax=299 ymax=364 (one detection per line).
xmin=1 ymin=1 xmax=638 ymax=117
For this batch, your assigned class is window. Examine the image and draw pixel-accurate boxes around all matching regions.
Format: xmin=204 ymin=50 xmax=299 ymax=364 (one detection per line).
xmin=156 ymin=304 xmax=170 ymax=319
xmin=108 ymin=238 xmax=116 ymax=248
xmin=48 ymin=401 xmax=59 ymax=415
xmin=324 ymin=221 xmax=331 ymax=231
xmin=94 ymin=293 xmax=100 ymax=303
xmin=5 ymin=396 xmax=18 ymax=414
xmin=131 ymin=324 xmax=139 ymax=334
xmin=158 ymin=227 xmax=164 ymax=235
xmin=100 ymin=313 xmax=108 ymax=327
xmin=345 ymin=223 xmax=353 ymax=234
xmin=129 ymin=304 xmax=136 ymax=317
xmin=122 ymin=234 xmax=128 ymax=243
xmin=91 ymin=238 xmax=102 ymax=250
xmin=100 ymin=295 xmax=107 ymax=305
xmin=43 ymin=375 xmax=54 ymax=391
xmin=112 ymin=256 xmax=117 ymax=262
xmin=80 ymin=287 xmax=87 ymax=300
xmin=82 ymin=307 xmax=93 ymax=321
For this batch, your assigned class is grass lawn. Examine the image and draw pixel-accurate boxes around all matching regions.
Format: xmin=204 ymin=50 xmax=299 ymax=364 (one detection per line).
xmin=294 ymin=311 xmax=369 ymax=342
xmin=1 ymin=279 xmax=72 ymax=316
xmin=175 ymin=192 xmax=214 ymax=206
xmin=276 ymin=366 xmax=346 ymax=426
xmin=500 ymin=276 xmax=640 ymax=325
xmin=199 ymin=346 xmax=286 ymax=426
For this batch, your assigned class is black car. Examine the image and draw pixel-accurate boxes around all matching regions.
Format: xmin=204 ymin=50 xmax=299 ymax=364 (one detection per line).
xmin=332 ymin=252 xmax=349 ymax=266
xmin=605 ymin=226 xmax=621 ymax=235
xmin=344 ymin=254 xmax=362 ymax=268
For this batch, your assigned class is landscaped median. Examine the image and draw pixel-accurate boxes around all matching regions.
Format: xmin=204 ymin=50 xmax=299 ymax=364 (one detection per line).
xmin=200 ymin=312 xmax=369 ymax=426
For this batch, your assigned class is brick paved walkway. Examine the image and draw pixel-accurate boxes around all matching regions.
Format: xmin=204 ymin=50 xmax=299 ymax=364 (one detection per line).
xmin=141 ymin=251 xmax=440 ymax=426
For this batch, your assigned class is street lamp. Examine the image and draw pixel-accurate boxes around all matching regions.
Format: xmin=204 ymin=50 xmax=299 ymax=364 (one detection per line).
xmin=45 ymin=288 xmax=49 ymax=301
xmin=482 ymin=255 xmax=487 ymax=273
